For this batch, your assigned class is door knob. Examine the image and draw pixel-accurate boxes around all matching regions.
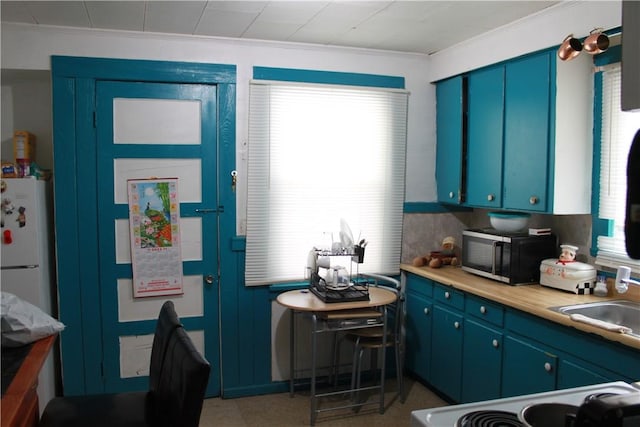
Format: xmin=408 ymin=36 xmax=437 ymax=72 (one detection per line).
xmin=205 ymin=275 xmax=214 ymax=285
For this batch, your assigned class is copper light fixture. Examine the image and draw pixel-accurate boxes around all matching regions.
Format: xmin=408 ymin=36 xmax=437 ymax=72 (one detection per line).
xmin=583 ymin=28 xmax=610 ymax=54
xmin=557 ymin=28 xmax=609 ymax=61
xmin=557 ymin=34 xmax=582 ymax=61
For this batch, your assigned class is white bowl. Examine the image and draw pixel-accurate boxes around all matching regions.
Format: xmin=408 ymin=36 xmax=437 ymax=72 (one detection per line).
xmin=488 ymin=211 xmax=530 ymax=232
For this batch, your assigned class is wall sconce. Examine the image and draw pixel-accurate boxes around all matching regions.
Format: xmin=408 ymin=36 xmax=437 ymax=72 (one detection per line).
xmin=557 ymin=28 xmax=609 ymax=61
xmin=583 ymin=28 xmax=610 ymax=54
xmin=557 ymin=34 xmax=582 ymax=61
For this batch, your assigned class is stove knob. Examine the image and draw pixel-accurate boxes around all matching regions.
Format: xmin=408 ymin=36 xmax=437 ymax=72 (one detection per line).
xmin=544 ymin=362 xmax=553 ymax=372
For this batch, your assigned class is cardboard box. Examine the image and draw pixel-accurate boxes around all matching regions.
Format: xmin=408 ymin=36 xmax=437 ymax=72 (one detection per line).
xmin=13 ymin=130 xmax=35 ymax=161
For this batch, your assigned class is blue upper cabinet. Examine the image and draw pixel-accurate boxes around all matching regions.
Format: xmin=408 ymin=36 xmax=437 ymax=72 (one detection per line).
xmin=435 ymin=49 xmax=593 ymax=214
xmin=436 ymin=76 xmax=464 ymax=204
xmin=503 ymin=52 xmax=551 ymax=212
xmin=466 ymin=65 xmax=505 ymax=208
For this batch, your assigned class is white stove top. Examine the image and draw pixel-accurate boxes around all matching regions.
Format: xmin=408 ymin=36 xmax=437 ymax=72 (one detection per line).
xmin=411 ymin=381 xmax=640 ymax=426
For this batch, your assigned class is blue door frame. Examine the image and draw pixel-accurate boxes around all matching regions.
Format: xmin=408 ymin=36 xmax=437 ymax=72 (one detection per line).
xmin=51 ymin=56 xmax=236 ymax=395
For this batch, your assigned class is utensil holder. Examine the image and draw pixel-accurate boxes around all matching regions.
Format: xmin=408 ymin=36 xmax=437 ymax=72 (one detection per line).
xmin=353 ymin=245 xmax=365 ymax=264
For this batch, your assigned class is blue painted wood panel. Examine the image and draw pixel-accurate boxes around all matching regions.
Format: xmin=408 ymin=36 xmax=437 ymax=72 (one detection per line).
xmin=51 ymin=56 xmax=237 ymax=396
xmin=466 ymin=65 xmax=505 ymax=208
xmin=430 ymin=305 xmax=464 ymax=401
xmin=503 ymin=52 xmax=551 ymax=211
xmin=405 ymin=291 xmax=433 ymax=382
xmin=502 ymin=335 xmax=556 ymax=397
xmin=436 ymin=76 xmax=465 ymax=204
xmin=461 ymin=319 xmax=503 ymax=402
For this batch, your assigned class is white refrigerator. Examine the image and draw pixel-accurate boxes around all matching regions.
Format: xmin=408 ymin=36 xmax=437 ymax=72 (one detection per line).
xmin=1 ymin=177 xmax=57 ymax=412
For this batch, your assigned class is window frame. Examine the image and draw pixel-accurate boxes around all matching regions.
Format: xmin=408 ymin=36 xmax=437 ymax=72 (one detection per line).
xmin=246 ymin=67 xmax=407 ymax=286
xmin=590 ymin=41 xmax=640 ymax=272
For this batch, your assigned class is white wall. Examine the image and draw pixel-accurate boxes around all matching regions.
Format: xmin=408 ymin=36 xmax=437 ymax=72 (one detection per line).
xmin=1 ymin=72 xmax=53 ymax=169
xmin=1 ymin=23 xmax=432 ymax=234
xmin=429 ymin=1 xmax=621 ymax=82
xmin=0 ymin=1 xmax=623 ymax=233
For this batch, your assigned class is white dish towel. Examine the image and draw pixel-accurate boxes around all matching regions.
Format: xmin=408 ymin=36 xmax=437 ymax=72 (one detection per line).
xmin=570 ymin=313 xmax=632 ymax=334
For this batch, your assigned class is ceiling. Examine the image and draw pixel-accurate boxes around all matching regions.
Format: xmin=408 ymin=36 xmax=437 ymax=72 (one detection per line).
xmin=1 ymin=1 xmax=561 ymax=55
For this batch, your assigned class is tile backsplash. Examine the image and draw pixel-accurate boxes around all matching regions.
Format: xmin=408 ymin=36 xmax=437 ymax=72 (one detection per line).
xmin=401 ymin=209 xmax=593 ymax=265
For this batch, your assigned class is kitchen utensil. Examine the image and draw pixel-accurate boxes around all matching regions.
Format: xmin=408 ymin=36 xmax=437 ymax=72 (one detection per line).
xmin=340 ymin=218 xmax=354 ymax=248
xmin=583 ymin=28 xmax=609 ymax=54
xmin=557 ymin=34 xmax=583 ymax=61
xmin=488 ymin=211 xmax=530 ymax=232
xmin=520 ymin=402 xmax=578 ymax=426
xmin=540 ymin=258 xmax=596 ymax=294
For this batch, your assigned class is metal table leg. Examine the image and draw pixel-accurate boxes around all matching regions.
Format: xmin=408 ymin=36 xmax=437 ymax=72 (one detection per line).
xmin=289 ymin=309 xmax=295 ymax=397
xmin=310 ymin=313 xmax=318 ymax=425
xmin=379 ymin=306 xmax=388 ymax=414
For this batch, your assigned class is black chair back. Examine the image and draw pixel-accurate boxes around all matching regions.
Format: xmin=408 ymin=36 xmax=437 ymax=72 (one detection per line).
xmin=149 ymin=300 xmax=182 ymax=392
xmin=151 ymin=326 xmax=211 ymax=427
xmin=39 ymin=301 xmax=210 ymax=427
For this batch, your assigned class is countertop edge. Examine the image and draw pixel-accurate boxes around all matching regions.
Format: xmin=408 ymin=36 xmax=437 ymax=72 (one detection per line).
xmin=400 ymin=264 xmax=640 ymax=351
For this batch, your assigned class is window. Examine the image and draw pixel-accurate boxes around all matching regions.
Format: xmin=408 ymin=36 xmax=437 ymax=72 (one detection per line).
xmin=594 ymin=60 xmax=640 ymax=273
xmin=245 ymin=71 xmax=408 ymax=286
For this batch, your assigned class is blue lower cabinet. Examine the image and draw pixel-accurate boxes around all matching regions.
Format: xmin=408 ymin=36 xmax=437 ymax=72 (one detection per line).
xmin=461 ymin=318 xmax=503 ymax=402
xmin=405 ymin=292 xmax=433 ymax=382
xmin=502 ymin=335 xmax=557 ymax=397
xmin=431 ymin=305 xmax=464 ymax=401
xmin=403 ymin=272 xmax=640 ymax=404
xmin=557 ymin=358 xmax=617 ymax=389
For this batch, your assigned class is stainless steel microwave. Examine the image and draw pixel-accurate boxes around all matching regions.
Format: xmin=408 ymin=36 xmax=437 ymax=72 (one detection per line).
xmin=461 ymin=229 xmax=558 ymax=285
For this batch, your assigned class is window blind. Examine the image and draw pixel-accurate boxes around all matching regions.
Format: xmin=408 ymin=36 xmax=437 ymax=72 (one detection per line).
xmin=596 ymin=64 xmax=640 ymax=272
xmin=245 ymin=82 xmax=408 ymax=286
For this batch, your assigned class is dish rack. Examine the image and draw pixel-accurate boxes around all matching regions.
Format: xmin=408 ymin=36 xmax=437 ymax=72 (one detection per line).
xmin=308 ymin=245 xmax=369 ymax=303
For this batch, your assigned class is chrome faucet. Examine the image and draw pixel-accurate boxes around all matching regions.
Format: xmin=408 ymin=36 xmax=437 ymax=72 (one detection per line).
xmin=615 ymin=266 xmax=640 ymax=293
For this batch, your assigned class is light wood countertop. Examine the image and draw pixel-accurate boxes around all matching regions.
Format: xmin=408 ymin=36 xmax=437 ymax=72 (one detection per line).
xmin=401 ymin=264 xmax=640 ymax=350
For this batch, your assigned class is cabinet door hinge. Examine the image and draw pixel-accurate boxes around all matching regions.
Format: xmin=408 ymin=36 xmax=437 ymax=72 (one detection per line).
xmin=93 ymin=111 xmax=97 ymax=128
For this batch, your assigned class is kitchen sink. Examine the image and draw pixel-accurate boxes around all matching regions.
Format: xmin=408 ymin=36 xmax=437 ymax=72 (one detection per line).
xmin=549 ymin=300 xmax=640 ymax=338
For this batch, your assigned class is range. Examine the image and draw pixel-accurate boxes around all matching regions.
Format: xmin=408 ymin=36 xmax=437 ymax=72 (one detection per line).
xmin=411 ymin=381 xmax=640 ymax=426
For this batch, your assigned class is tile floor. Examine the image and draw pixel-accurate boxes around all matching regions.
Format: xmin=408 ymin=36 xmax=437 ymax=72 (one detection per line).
xmin=199 ymin=376 xmax=448 ymax=426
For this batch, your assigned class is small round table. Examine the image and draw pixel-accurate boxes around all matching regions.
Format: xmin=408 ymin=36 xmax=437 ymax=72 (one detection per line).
xmin=276 ymin=286 xmax=397 ymax=425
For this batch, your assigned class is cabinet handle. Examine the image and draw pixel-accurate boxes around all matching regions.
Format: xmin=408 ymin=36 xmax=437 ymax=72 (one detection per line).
xmin=480 ymin=306 xmax=487 ymax=314
xmin=445 ymin=291 xmax=451 ymax=299
xmin=423 ymin=307 xmax=430 ymax=315
xmin=492 ymin=339 xmax=499 ymax=348
xmin=454 ymin=321 xmax=460 ymax=329
xmin=529 ymin=196 xmax=539 ymax=205
xmin=449 ymin=191 xmax=454 ymax=199
xmin=487 ymin=194 xmax=495 ymax=202
xmin=544 ymin=362 xmax=553 ymax=372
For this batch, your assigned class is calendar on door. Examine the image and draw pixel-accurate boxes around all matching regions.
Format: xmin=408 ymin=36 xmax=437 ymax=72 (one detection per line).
xmin=128 ymin=178 xmax=183 ymax=298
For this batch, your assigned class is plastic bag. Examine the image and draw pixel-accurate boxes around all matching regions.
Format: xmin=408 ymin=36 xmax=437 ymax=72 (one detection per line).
xmin=1 ymin=292 xmax=65 ymax=347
